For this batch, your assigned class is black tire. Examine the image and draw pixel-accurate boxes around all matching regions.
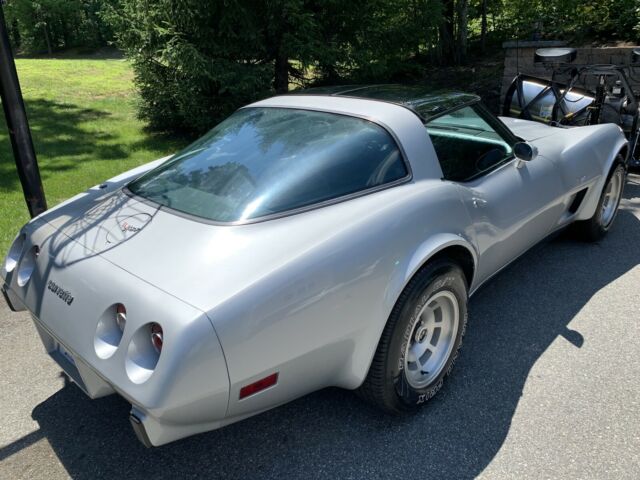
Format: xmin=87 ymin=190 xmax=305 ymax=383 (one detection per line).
xmin=574 ymin=158 xmax=625 ymax=242
xmin=357 ymin=259 xmax=468 ymax=413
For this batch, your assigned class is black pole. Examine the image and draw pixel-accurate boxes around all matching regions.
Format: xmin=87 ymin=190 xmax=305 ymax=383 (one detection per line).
xmin=0 ymin=4 xmax=47 ymax=217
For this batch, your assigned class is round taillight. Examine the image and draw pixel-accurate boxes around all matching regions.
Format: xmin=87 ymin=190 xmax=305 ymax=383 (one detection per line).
xmin=5 ymin=233 xmax=26 ymax=273
xmin=150 ymin=323 xmax=163 ymax=353
xmin=17 ymin=245 xmax=39 ymax=287
xmin=116 ymin=304 xmax=127 ymax=332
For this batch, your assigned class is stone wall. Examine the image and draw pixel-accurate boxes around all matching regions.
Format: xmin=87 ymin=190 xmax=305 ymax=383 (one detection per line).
xmin=501 ymin=41 xmax=640 ymax=104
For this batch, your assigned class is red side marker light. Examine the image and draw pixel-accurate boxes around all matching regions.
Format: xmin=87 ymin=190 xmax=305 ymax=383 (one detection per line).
xmin=115 ymin=304 xmax=127 ymax=332
xmin=239 ymin=373 xmax=278 ymax=399
xmin=150 ymin=323 xmax=163 ymax=353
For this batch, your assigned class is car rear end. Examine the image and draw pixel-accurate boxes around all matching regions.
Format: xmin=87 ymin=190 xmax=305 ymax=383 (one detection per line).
xmin=1 ymin=216 xmax=230 ymax=446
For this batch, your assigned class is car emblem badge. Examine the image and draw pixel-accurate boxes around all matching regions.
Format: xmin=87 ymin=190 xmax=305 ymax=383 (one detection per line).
xmin=105 ymin=213 xmax=152 ymax=246
xmin=47 ymin=280 xmax=74 ymax=306
xmin=120 ymin=221 xmax=141 ymax=233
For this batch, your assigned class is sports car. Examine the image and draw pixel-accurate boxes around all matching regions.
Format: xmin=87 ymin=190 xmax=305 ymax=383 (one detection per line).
xmin=1 ymin=85 xmax=628 ymax=446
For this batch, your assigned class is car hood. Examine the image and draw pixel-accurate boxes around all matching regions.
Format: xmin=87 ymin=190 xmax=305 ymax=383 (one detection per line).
xmin=499 ymin=116 xmax=563 ymax=141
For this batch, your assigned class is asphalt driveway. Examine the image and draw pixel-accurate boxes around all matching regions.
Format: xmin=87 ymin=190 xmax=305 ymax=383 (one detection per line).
xmin=1 ymin=176 xmax=639 ymax=480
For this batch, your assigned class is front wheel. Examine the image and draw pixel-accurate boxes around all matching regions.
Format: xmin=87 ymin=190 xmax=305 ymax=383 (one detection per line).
xmin=574 ymin=159 xmax=625 ymax=242
xmin=357 ymin=259 xmax=468 ymax=413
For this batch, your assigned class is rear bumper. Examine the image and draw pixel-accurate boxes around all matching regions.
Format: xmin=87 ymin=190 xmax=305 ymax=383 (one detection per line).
xmin=29 ymin=310 xmax=229 ymax=447
xmin=2 ymin=206 xmax=232 ymax=447
xmin=31 ymin=313 xmax=116 ymax=399
xmin=2 ymin=223 xmax=231 ymax=447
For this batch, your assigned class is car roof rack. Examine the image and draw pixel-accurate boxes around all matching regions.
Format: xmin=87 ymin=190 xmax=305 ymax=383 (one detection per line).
xmin=534 ymin=47 xmax=578 ymax=64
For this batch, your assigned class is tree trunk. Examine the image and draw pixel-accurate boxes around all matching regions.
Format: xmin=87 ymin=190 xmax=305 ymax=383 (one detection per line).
xmin=412 ymin=0 xmax=420 ymax=57
xmin=61 ymin=21 xmax=70 ymax=50
xmin=274 ymin=51 xmax=288 ymax=94
xmin=10 ymin=19 xmax=21 ymax=49
xmin=439 ymin=0 xmax=455 ymax=64
xmin=480 ymin=0 xmax=487 ymax=53
xmin=457 ymin=0 xmax=468 ymax=64
xmin=43 ymin=22 xmax=52 ymax=55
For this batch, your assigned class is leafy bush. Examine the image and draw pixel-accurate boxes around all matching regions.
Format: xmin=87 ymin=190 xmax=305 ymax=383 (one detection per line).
xmin=496 ymin=0 xmax=639 ymax=43
xmin=105 ymin=2 xmax=270 ymax=133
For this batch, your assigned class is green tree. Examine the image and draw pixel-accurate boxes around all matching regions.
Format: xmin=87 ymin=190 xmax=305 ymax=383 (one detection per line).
xmin=104 ymin=0 xmax=274 ymax=133
xmin=254 ymin=1 xmax=317 ymax=93
xmin=104 ymin=0 xmax=640 ymax=135
xmin=494 ymin=0 xmax=639 ymax=42
xmin=4 ymin=0 xmax=115 ymax=53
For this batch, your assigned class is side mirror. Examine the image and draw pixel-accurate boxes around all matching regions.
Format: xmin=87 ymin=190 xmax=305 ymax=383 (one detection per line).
xmin=513 ymin=142 xmax=538 ymax=168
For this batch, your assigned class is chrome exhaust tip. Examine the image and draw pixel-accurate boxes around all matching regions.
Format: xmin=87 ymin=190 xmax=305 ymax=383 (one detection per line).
xmin=129 ymin=411 xmax=153 ymax=448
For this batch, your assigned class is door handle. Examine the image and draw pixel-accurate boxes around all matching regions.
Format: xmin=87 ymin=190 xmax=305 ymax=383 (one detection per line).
xmin=472 ymin=198 xmax=487 ymax=208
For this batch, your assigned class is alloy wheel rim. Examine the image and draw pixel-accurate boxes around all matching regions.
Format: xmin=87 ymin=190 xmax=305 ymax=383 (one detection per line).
xmin=404 ymin=290 xmax=459 ymax=389
xmin=601 ymin=169 xmax=623 ymax=228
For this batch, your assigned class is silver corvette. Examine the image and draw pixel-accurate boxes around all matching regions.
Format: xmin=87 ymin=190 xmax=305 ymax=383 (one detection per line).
xmin=1 ymin=85 xmax=628 ymax=447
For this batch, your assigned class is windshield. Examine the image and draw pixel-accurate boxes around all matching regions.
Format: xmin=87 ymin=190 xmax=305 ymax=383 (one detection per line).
xmin=128 ymin=107 xmax=408 ymax=222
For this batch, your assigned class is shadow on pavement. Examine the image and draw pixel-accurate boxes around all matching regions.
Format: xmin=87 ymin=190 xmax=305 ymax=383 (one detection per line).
xmin=3 ymin=180 xmax=640 ymax=479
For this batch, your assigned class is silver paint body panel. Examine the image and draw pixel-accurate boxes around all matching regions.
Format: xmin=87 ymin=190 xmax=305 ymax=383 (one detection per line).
xmin=1 ymin=96 xmax=627 ymax=445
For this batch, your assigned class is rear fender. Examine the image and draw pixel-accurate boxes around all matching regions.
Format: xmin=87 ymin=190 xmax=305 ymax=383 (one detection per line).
xmin=352 ymin=233 xmax=478 ymax=387
xmin=397 ymin=234 xmax=478 ymax=300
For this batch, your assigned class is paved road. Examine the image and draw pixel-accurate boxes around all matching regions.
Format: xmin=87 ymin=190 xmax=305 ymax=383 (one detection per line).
xmin=1 ymin=177 xmax=640 ymax=480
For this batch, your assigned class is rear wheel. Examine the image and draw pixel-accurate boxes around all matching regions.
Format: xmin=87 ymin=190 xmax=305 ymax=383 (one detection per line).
xmin=357 ymin=259 xmax=468 ymax=412
xmin=574 ymin=159 xmax=625 ymax=242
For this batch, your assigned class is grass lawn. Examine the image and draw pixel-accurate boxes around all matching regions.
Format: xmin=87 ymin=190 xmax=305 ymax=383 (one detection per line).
xmin=0 ymin=58 xmax=187 ymax=255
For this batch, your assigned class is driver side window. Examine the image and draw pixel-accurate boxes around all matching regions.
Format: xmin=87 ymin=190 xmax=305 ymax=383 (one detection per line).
xmin=426 ymin=106 xmax=513 ymax=182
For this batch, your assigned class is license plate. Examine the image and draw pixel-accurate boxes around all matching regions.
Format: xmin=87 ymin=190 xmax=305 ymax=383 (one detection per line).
xmin=57 ymin=343 xmax=76 ymax=366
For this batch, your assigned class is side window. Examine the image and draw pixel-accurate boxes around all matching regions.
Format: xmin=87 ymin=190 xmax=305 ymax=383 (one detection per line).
xmin=426 ymin=106 xmax=513 ymax=182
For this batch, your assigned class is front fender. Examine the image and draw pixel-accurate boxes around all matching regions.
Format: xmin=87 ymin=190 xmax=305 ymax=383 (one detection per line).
xmin=572 ymin=126 xmax=628 ymax=221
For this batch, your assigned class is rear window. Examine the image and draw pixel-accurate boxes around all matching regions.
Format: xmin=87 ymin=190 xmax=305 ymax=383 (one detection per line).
xmin=128 ymin=107 xmax=408 ymax=222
